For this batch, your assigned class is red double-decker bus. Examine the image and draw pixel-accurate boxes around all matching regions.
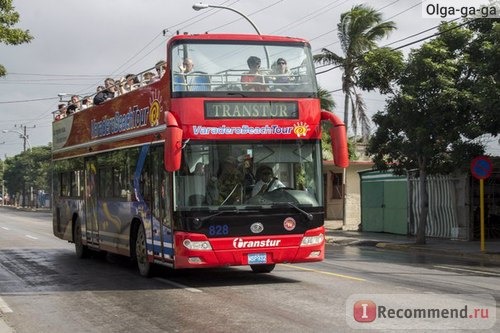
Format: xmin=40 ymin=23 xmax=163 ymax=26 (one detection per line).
xmin=52 ymin=33 xmax=348 ymax=276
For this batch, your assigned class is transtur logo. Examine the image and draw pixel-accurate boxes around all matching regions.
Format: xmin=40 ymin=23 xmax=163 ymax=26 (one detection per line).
xmin=353 ymin=300 xmax=376 ymax=322
xmin=232 ymin=238 xmax=281 ymax=248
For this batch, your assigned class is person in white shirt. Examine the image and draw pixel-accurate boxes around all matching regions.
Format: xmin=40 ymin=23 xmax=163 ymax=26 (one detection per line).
xmin=252 ymin=165 xmax=285 ymax=196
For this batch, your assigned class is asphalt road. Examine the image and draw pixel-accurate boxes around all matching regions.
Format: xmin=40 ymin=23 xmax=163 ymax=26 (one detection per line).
xmin=0 ymin=208 xmax=499 ymax=332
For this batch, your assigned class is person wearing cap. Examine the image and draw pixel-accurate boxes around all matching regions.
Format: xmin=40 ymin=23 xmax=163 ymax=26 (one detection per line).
xmin=252 ymin=165 xmax=285 ymax=196
xmin=241 ymin=56 xmax=269 ymax=92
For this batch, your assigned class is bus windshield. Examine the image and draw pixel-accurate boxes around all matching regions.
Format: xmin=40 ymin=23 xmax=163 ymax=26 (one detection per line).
xmin=171 ymin=41 xmax=317 ymax=96
xmin=174 ymin=140 xmax=323 ymax=210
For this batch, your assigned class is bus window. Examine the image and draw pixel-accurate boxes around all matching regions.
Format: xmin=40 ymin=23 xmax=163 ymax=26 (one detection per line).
xmin=173 ymin=140 xmax=322 ymax=210
xmin=171 ymin=41 xmax=317 ymax=96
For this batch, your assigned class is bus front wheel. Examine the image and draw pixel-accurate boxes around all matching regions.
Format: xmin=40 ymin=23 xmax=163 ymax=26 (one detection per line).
xmin=250 ymin=264 xmax=275 ymax=273
xmin=135 ymin=224 xmax=152 ymax=277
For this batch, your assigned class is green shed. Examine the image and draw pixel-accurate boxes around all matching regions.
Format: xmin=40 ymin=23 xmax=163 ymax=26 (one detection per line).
xmin=359 ymin=170 xmax=408 ymax=235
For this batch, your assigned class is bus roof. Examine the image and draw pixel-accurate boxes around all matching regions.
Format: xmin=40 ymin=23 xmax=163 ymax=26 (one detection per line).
xmin=168 ymin=33 xmax=310 ymax=45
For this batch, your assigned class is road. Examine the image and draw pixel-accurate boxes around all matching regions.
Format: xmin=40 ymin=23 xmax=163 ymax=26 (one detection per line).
xmin=0 ymin=208 xmax=499 ymax=332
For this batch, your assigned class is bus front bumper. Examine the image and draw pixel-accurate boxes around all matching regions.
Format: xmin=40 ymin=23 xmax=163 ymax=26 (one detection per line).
xmin=173 ymin=226 xmax=325 ymax=269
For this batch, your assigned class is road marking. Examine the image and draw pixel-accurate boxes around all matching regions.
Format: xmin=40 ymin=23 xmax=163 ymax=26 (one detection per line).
xmin=434 ymin=265 xmax=500 ymax=277
xmin=286 ymin=264 xmax=366 ymax=281
xmin=0 ymin=296 xmax=13 ymax=313
xmin=1 ymin=227 xmax=9 ymax=230
xmin=25 ymin=235 xmax=38 ymax=240
xmin=154 ymin=278 xmax=202 ymax=293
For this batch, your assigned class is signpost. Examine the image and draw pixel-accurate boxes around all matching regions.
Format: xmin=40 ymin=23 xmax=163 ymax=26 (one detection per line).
xmin=470 ymin=156 xmax=493 ymax=252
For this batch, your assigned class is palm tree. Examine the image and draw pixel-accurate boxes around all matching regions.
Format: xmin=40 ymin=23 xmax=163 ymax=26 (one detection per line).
xmin=314 ymin=5 xmax=396 ymax=140
xmin=318 ymin=86 xmax=335 ymax=111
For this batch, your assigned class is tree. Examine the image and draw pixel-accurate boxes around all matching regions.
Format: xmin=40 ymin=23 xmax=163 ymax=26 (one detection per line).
xmin=464 ymin=19 xmax=500 ymax=136
xmin=0 ymin=0 xmax=33 ymax=77
xmin=318 ymin=86 xmax=335 ymax=111
xmin=367 ymin=21 xmax=498 ymax=244
xmin=318 ymin=87 xmax=336 ymax=160
xmin=314 ymin=4 xmax=396 ymax=140
xmin=4 ymin=145 xmax=51 ymax=206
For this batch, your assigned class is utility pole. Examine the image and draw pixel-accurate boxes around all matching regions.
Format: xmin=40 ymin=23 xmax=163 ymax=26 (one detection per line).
xmin=8 ymin=125 xmax=35 ymax=207
xmin=15 ymin=124 xmax=36 ymax=152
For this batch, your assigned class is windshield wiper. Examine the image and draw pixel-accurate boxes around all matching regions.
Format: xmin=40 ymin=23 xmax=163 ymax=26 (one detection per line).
xmin=272 ymin=202 xmax=313 ymax=221
xmin=192 ymin=206 xmax=260 ymax=229
xmin=192 ymin=209 xmax=238 ymax=229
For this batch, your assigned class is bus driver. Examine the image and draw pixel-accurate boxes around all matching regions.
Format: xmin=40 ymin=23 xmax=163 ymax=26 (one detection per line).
xmin=252 ymin=165 xmax=285 ymax=196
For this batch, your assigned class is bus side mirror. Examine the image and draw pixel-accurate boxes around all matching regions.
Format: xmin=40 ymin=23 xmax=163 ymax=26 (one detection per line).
xmin=321 ymin=110 xmax=349 ymax=168
xmin=164 ymin=126 xmax=183 ymax=172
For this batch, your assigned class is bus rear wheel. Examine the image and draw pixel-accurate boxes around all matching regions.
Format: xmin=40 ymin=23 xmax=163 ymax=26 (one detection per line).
xmin=74 ymin=220 xmax=88 ymax=259
xmin=250 ymin=264 xmax=275 ymax=273
xmin=135 ymin=224 xmax=152 ymax=277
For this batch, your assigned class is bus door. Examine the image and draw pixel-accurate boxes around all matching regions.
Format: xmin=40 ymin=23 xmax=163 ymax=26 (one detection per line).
xmin=151 ymin=147 xmax=174 ymax=260
xmin=84 ymin=157 xmax=99 ymax=247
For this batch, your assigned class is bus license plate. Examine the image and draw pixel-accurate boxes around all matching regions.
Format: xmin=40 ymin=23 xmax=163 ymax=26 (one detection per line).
xmin=248 ymin=253 xmax=267 ymax=264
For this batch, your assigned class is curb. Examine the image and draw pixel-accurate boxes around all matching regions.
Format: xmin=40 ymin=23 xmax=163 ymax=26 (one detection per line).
xmin=376 ymin=242 xmax=500 ymax=264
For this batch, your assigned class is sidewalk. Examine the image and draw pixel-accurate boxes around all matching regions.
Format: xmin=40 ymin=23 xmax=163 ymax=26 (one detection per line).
xmin=324 ymin=220 xmax=500 ymax=264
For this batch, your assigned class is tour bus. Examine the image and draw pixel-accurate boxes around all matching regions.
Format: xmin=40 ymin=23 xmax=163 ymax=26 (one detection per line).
xmin=52 ymin=33 xmax=348 ymax=276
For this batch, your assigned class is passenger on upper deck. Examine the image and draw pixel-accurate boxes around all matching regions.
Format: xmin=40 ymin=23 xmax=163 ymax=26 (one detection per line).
xmin=173 ymin=58 xmax=196 ymax=91
xmin=268 ymin=58 xmax=293 ymax=91
xmin=66 ymin=95 xmax=81 ymax=114
xmin=180 ymin=58 xmax=194 ymax=74
xmin=241 ymin=56 xmax=269 ymax=92
xmin=155 ymin=60 xmax=166 ymax=78
xmin=81 ymin=96 xmax=92 ymax=109
xmin=142 ymin=72 xmax=155 ymax=86
xmin=119 ymin=74 xmax=139 ymax=94
xmin=93 ymin=78 xmax=117 ymax=105
xmin=55 ymin=103 xmax=67 ymax=120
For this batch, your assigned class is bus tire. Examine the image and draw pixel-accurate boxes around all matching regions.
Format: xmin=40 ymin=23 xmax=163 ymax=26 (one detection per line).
xmin=135 ymin=224 xmax=152 ymax=277
xmin=73 ymin=219 xmax=88 ymax=259
xmin=250 ymin=264 xmax=275 ymax=273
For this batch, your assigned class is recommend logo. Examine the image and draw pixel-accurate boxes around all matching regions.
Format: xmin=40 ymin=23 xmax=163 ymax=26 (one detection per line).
xmin=347 ymin=294 xmax=496 ymax=330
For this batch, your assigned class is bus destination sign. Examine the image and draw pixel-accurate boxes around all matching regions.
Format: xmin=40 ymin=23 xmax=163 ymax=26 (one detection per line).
xmin=205 ymin=101 xmax=298 ymax=119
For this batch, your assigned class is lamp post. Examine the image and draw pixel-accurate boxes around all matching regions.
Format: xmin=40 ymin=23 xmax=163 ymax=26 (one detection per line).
xmin=192 ymin=3 xmax=269 ymax=66
xmin=2 ymin=129 xmax=32 ymax=152
xmin=192 ymin=2 xmax=262 ymax=35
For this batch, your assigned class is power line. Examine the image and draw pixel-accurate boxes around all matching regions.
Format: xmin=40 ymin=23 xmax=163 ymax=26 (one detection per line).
xmin=0 ymin=97 xmax=58 ymax=104
xmin=206 ymin=0 xmax=284 ymax=33
xmin=314 ymin=17 xmax=469 ymax=75
xmin=6 ymin=72 xmax=104 ymax=78
xmin=270 ymin=0 xmax=350 ymax=35
xmin=311 ymin=0 xmax=419 ymax=51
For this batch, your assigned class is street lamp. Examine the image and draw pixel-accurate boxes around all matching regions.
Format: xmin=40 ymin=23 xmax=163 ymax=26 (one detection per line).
xmin=192 ymin=2 xmax=262 ymax=35
xmin=2 ymin=129 xmax=32 ymax=152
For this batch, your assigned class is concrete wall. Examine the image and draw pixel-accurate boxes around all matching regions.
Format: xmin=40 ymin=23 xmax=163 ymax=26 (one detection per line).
xmin=323 ymin=160 xmax=373 ymax=231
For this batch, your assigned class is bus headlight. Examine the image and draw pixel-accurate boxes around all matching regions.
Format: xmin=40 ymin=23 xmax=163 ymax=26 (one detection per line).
xmin=183 ymin=239 xmax=212 ymax=250
xmin=300 ymin=234 xmax=324 ymax=246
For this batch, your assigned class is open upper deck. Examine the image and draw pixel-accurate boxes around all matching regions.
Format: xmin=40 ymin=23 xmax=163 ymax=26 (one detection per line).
xmin=52 ymin=33 xmax=325 ymax=160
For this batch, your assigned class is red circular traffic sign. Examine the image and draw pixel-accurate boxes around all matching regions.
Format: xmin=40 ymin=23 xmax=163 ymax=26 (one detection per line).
xmin=470 ymin=156 xmax=493 ymax=180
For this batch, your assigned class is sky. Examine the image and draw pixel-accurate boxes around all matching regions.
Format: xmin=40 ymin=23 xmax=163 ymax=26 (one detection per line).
xmin=0 ymin=0 xmax=498 ymax=157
